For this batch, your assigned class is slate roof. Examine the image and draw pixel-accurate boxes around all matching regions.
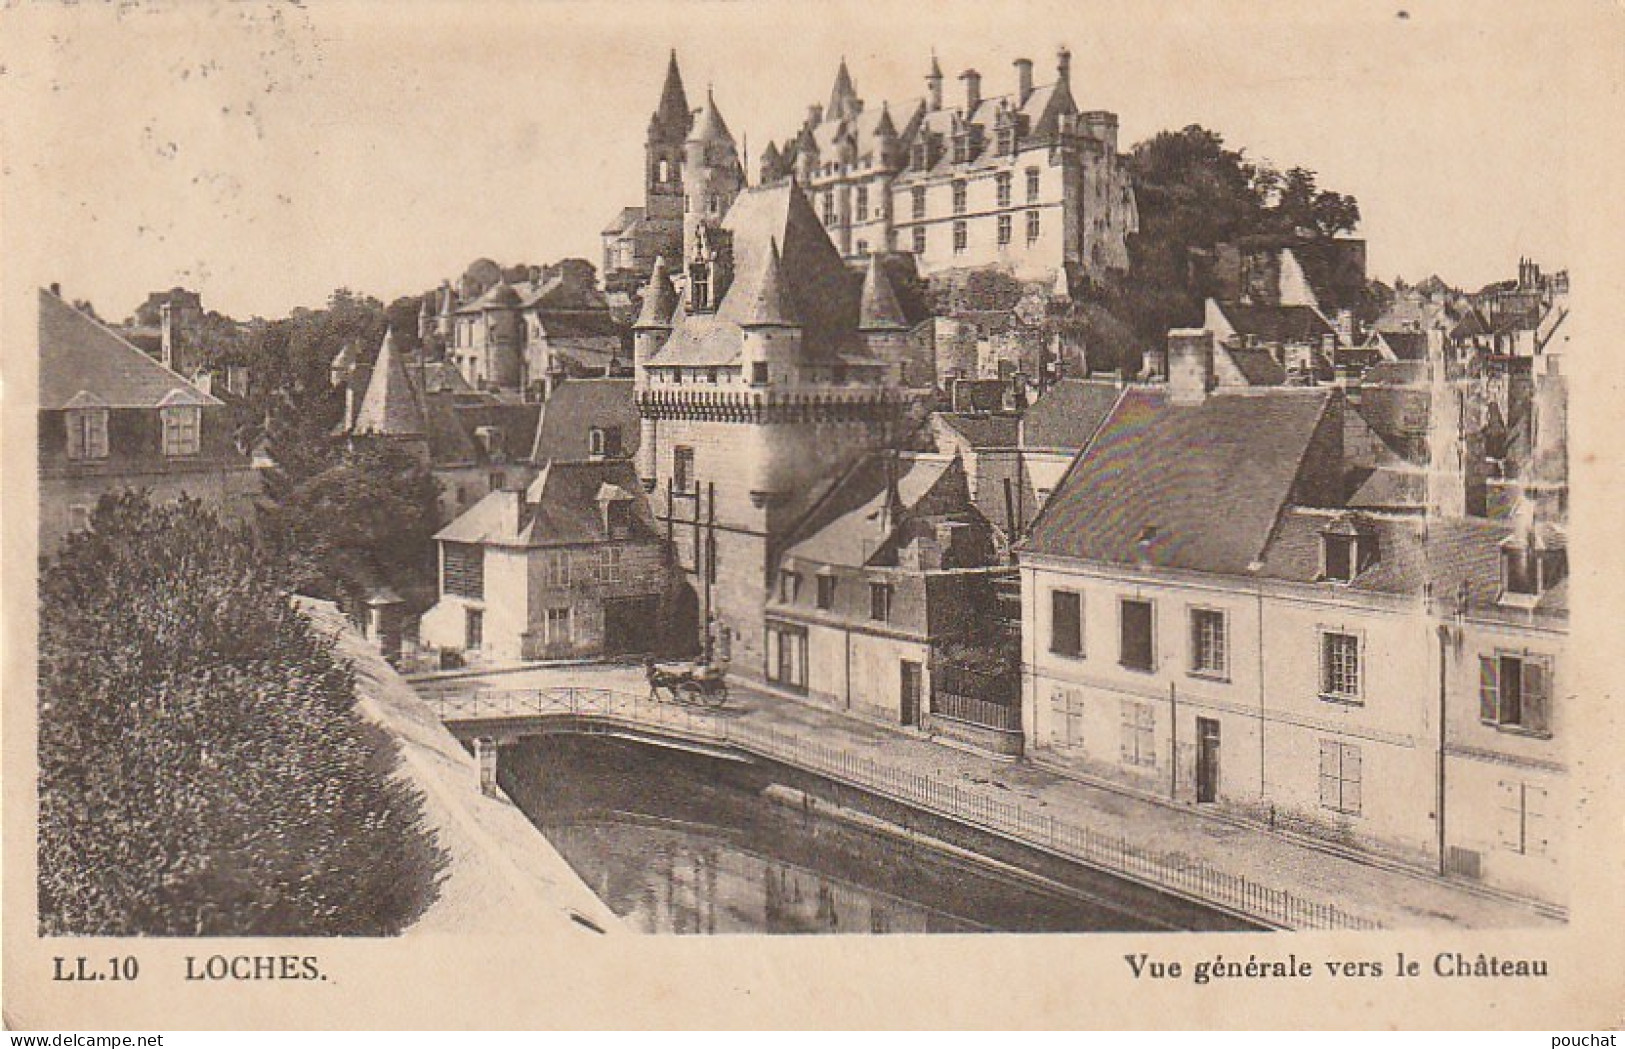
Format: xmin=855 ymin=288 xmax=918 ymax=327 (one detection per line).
xmin=650 ymin=182 xmax=864 ymax=367
xmin=529 ymin=378 xmax=639 ymax=464
xmin=1225 ymin=346 xmax=1288 ymax=385
xmin=634 ymin=256 xmax=679 ymax=329
xmin=888 ymin=78 xmax=1076 ymax=181
xmin=1024 ymin=387 xmax=1336 ymax=574
xmin=1378 ymin=330 xmax=1429 ymax=361
xmin=1215 ymin=302 xmax=1336 ymax=345
xmin=352 ymin=329 xmax=426 ymax=437
xmin=1255 ymin=510 xmax=1566 ymax=618
xmin=602 ymin=206 xmax=645 ymax=236
xmin=436 ymin=459 xmax=656 ymax=549
xmin=438 ymin=401 xmax=541 ymax=467
xmin=652 ymin=50 xmax=692 ymax=140
xmin=1347 ymin=465 xmax=1430 ymax=511
xmin=858 ymin=249 xmax=908 ymax=330
xmin=39 ymin=289 xmax=222 ymax=410
xmin=1018 ymin=379 xmax=1123 ymax=451
xmin=782 ymin=452 xmax=983 ymax=569
xmin=935 ymin=411 xmax=1020 ymax=449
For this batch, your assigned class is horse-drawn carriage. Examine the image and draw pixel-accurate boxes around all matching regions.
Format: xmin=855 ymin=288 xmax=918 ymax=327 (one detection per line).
xmin=644 ymin=657 xmax=730 ymax=708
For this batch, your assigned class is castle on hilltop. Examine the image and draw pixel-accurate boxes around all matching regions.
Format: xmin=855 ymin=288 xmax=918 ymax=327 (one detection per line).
xmin=604 ymin=49 xmax=1139 ymax=303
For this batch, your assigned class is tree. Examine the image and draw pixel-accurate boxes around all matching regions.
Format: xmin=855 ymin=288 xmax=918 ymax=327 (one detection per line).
xmin=38 ymin=493 xmax=447 ymax=935
xmin=1094 ymin=125 xmax=1363 ymax=363
xmin=259 ymin=441 xmax=442 ymax=611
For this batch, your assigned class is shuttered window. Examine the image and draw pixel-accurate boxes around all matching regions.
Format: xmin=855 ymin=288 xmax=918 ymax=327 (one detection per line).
xmin=1479 ymin=652 xmax=1552 ymax=734
xmin=442 ymin=543 xmax=483 ymax=599
xmin=1318 ymin=740 xmax=1362 ymax=815
xmin=1119 ymin=700 xmax=1155 ymax=767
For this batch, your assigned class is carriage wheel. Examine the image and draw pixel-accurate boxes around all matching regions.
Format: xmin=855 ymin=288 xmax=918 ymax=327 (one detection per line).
xmin=678 ymin=681 xmax=704 ymax=705
xmin=701 ymin=685 xmax=728 ymax=709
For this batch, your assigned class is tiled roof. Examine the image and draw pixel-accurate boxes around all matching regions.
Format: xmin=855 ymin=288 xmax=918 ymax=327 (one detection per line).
xmin=529 ymin=378 xmax=639 ymax=464
xmin=1216 ymin=302 xmax=1335 ymax=345
xmin=782 ymin=452 xmax=982 ymax=569
xmin=1024 ymin=387 xmax=1336 ymax=574
xmin=1018 ymin=379 xmax=1122 ymax=451
xmin=936 ymin=411 xmax=1020 ymax=449
xmin=38 ymin=289 xmax=222 ymax=410
xmin=436 ymin=459 xmax=656 ymax=549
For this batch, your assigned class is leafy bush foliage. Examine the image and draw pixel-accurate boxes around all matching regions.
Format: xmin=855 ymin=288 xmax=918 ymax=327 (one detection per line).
xmin=39 ymin=492 xmax=446 ymax=935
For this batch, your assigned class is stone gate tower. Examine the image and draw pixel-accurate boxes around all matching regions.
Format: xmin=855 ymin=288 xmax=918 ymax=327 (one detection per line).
xmin=634 ymin=180 xmax=917 ymax=676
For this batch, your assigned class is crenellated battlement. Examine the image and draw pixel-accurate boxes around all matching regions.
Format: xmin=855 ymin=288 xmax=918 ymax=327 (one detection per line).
xmin=637 ymin=385 xmax=914 ymax=424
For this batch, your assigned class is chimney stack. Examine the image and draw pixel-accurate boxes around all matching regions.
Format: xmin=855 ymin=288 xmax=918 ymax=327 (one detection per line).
xmin=959 ymin=69 xmax=981 ymax=113
xmin=1166 ymin=328 xmax=1216 ymax=406
xmin=1056 ymin=45 xmax=1072 ymax=84
xmin=807 ymin=103 xmax=824 ymax=127
xmin=1014 ymin=58 xmax=1034 ymax=105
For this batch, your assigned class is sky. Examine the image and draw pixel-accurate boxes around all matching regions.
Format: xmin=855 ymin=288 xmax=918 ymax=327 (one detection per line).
xmin=1 ymin=0 xmax=1610 ymax=322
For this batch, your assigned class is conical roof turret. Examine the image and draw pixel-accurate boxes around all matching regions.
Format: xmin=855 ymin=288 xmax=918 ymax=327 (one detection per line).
xmin=875 ymin=101 xmax=898 ymax=140
xmin=688 ymin=87 xmax=734 ymax=145
xmin=827 ymin=58 xmax=859 ymax=122
xmin=634 ymin=256 xmax=679 ymax=330
xmin=859 ymin=252 xmax=909 ymax=331
xmin=352 ymin=327 xmax=426 ymax=436
xmin=735 ymin=237 xmax=799 ymax=328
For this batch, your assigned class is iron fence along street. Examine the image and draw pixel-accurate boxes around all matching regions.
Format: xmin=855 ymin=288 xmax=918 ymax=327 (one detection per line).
xmin=431 ymin=686 xmax=1380 ymax=930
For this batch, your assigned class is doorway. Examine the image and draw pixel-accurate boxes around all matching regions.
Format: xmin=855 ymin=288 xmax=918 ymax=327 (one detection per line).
xmin=1196 ymin=717 xmax=1220 ymax=803
xmin=900 ymin=660 xmax=922 ymax=727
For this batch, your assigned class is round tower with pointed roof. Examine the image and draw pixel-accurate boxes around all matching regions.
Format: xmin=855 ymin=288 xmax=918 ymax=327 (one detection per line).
xmin=683 ymin=87 xmax=744 ymax=262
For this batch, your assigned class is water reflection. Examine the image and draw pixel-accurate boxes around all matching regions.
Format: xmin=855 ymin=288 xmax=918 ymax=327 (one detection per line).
xmin=502 ymin=737 xmax=1194 ymax=935
xmin=547 ymin=817 xmax=982 ymax=934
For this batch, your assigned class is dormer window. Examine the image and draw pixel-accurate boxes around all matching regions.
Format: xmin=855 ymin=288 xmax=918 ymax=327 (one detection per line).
xmin=1500 ymin=534 xmax=1566 ymax=602
xmin=689 ymin=262 xmax=712 ymax=313
xmin=778 ymin=569 xmax=802 ymax=604
xmin=588 ymin=426 xmax=623 ymax=459
xmin=1320 ymin=516 xmax=1378 ymax=584
xmin=601 ymin=494 xmax=633 ymax=540
xmin=475 ymin=425 xmax=505 ymax=462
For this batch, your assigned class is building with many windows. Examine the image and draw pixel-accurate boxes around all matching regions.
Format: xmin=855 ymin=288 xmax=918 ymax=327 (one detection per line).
xmin=756 ymin=50 xmax=1137 ymax=296
xmin=763 ymin=451 xmax=1014 ymax=747
xmin=1017 ymin=329 xmax=1569 ymax=902
xmin=610 ymin=49 xmax=1138 ymax=308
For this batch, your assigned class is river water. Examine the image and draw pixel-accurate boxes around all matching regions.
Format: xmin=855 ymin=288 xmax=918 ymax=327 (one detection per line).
xmin=502 ymin=736 xmax=1243 ymax=934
